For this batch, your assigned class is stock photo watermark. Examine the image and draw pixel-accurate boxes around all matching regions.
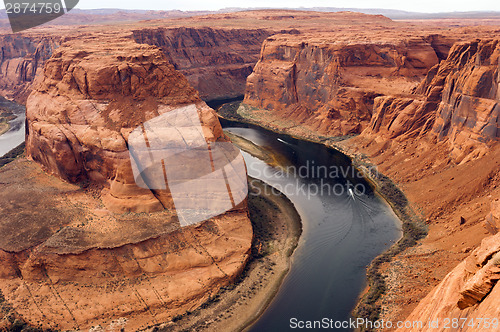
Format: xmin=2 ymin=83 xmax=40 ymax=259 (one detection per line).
xmin=3 ymin=0 xmax=78 ymax=32
xmin=289 ymin=317 xmax=500 ymax=330
xmin=126 ymin=103 xmax=378 ymax=225
xmin=247 ymin=161 xmax=379 ymax=200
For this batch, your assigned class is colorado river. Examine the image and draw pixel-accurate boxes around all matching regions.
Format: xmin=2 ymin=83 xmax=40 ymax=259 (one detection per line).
xmin=0 ymin=95 xmax=402 ymax=330
xmin=0 ymin=96 xmax=26 ymax=157
xmin=219 ymin=118 xmax=402 ymax=331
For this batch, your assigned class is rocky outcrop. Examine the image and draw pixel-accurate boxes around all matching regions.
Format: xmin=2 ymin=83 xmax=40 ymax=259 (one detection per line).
xmin=236 ymin=28 xmax=499 ymax=327
xmin=0 ymin=34 xmax=61 ymax=102
xmin=395 ymin=233 xmax=500 ymax=332
xmin=484 ymin=198 xmax=499 ymax=235
xmin=365 ymin=39 xmax=500 ymax=161
xmin=341 ymin=39 xmax=500 ymax=327
xmin=1 ymin=26 xmax=272 ymax=105
xmin=1 ymin=36 xmax=253 ymax=330
xmin=132 ymin=27 xmax=273 ymax=101
xmin=25 ymin=37 xmax=204 ymax=212
xmin=243 ymin=34 xmax=452 ymax=136
xmin=0 ymin=157 xmax=252 ymax=330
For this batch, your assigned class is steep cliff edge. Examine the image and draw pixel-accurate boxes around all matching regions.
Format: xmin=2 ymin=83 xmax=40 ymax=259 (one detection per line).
xmin=236 ymin=32 xmax=499 ymax=326
xmin=395 ymin=231 xmax=499 ymax=332
xmin=1 ymin=26 xmax=273 ymax=105
xmin=342 ymin=39 xmax=500 ymax=325
xmin=0 ymin=37 xmax=252 ymax=330
xmin=0 ymin=34 xmax=60 ymax=102
xmin=365 ymin=39 xmax=499 ymax=160
xmin=132 ymin=27 xmax=273 ymax=101
xmin=242 ymin=33 xmax=454 ymax=136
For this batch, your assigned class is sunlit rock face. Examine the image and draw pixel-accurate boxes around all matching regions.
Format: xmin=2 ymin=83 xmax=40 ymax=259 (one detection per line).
xmin=243 ymin=33 xmax=447 ymax=136
xmin=1 ymin=36 xmax=253 ymax=331
xmin=365 ymin=39 xmax=500 ymax=162
xmin=25 ymin=37 xmax=249 ymax=215
xmin=395 ymin=233 xmax=500 ymax=332
xmin=132 ymin=27 xmax=273 ymax=101
xmin=127 ymin=104 xmax=247 ymax=226
xmin=0 ymin=34 xmax=60 ymax=102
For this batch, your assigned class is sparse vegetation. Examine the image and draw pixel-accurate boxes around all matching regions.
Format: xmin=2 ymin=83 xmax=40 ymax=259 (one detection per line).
xmin=216 ymin=100 xmax=245 ymax=121
xmin=352 ymin=159 xmax=428 ymax=330
xmin=0 ymin=290 xmax=54 ymax=332
xmin=223 ymin=105 xmax=428 ymax=330
xmin=0 ymin=142 xmax=25 ymax=167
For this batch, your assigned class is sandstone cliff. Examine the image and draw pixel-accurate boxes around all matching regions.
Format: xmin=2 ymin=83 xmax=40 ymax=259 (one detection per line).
xmin=132 ymin=27 xmax=273 ymax=101
xmin=0 ymin=37 xmax=252 ymax=330
xmin=26 ymin=38 xmax=200 ymax=208
xmin=395 ymin=231 xmax=500 ymax=332
xmin=236 ymin=30 xmax=499 ymax=327
xmin=342 ymin=40 xmax=500 ymax=326
xmin=243 ymin=33 xmax=454 ymax=136
xmin=1 ymin=26 xmax=273 ymax=104
xmin=0 ymin=34 xmax=60 ymax=102
xmin=365 ymin=39 xmax=500 ymax=161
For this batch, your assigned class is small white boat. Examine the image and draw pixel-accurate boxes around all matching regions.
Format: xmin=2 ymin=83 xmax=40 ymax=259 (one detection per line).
xmin=277 ymin=138 xmax=287 ymax=144
xmin=348 ymin=187 xmax=355 ymax=200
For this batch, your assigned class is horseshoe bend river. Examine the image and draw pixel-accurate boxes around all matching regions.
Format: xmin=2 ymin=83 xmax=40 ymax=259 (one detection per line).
xmin=219 ymin=118 xmax=402 ymax=331
xmin=0 ymin=100 xmax=402 ymax=331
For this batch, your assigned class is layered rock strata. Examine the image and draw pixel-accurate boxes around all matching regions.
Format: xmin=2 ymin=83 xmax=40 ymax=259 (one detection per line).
xmin=243 ymin=34 xmax=455 ymax=136
xmin=343 ymin=40 xmax=500 ymax=325
xmin=0 ymin=34 xmax=60 ymax=102
xmin=132 ymin=27 xmax=273 ymax=101
xmin=395 ymin=233 xmax=500 ymax=332
xmin=238 ymin=32 xmax=499 ymax=327
xmin=365 ymin=39 xmax=500 ymax=160
xmin=0 ymin=37 xmax=252 ymax=330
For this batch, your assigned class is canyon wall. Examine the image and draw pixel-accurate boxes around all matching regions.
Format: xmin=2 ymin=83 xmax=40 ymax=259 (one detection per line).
xmin=365 ymin=39 xmax=499 ymax=160
xmin=370 ymin=40 xmax=499 ymax=329
xmin=1 ymin=27 xmax=273 ymax=104
xmin=345 ymin=39 xmax=500 ymax=326
xmin=0 ymin=34 xmax=61 ymax=102
xmin=132 ymin=27 xmax=273 ymax=101
xmin=238 ymin=31 xmax=499 ymax=327
xmin=243 ymin=34 xmax=454 ymax=136
xmin=0 ymin=36 xmax=252 ymax=330
xmin=396 ymin=230 xmax=500 ymax=332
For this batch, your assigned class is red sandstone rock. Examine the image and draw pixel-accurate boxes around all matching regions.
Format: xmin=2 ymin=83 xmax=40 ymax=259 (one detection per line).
xmin=243 ymin=34 xmax=449 ymax=136
xmin=365 ymin=39 xmax=500 ymax=161
xmin=1 ymin=36 xmax=252 ymax=330
xmin=0 ymin=34 xmax=60 ymax=102
xmin=132 ymin=27 xmax=273 ymax=101
xmin=25 ymin=38 xmax=206 ymax=212
xmin=395 ymin=233 xmax=500 ymax=332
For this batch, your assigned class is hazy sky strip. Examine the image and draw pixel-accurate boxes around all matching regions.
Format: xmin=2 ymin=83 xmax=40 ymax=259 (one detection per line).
xmin=0 ymin=0 xmax=499 ymax=12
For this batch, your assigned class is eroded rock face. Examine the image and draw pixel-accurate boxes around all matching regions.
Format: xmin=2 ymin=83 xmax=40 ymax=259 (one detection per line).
xmin=243 ymin=34 xmax=448 ymax=136
xmin=345 ymin=39 xmax=500 ymax=326
xmin=132 ymin=27 xmax=273 ymax=101
xmin=25 ymin=37 xmax=207 ymax=212
xmin=484 ymin=199 xmax=500 ymax=234
xmin=365 ymin=39 xmax=500 ymax=161
xmin=395 ymin=233 xmax=500 ymax=332
xmin=2 ymin=36 xmax=252 ymax=330
xmin=0 ymin=158 xmax=252 ymax=330
xmin=0 ymin=34 xmax=60 ymax=102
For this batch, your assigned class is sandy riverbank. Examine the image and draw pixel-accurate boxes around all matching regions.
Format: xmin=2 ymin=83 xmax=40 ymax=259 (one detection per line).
xmin=154 ymin=177 xmax=302 ymax=332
